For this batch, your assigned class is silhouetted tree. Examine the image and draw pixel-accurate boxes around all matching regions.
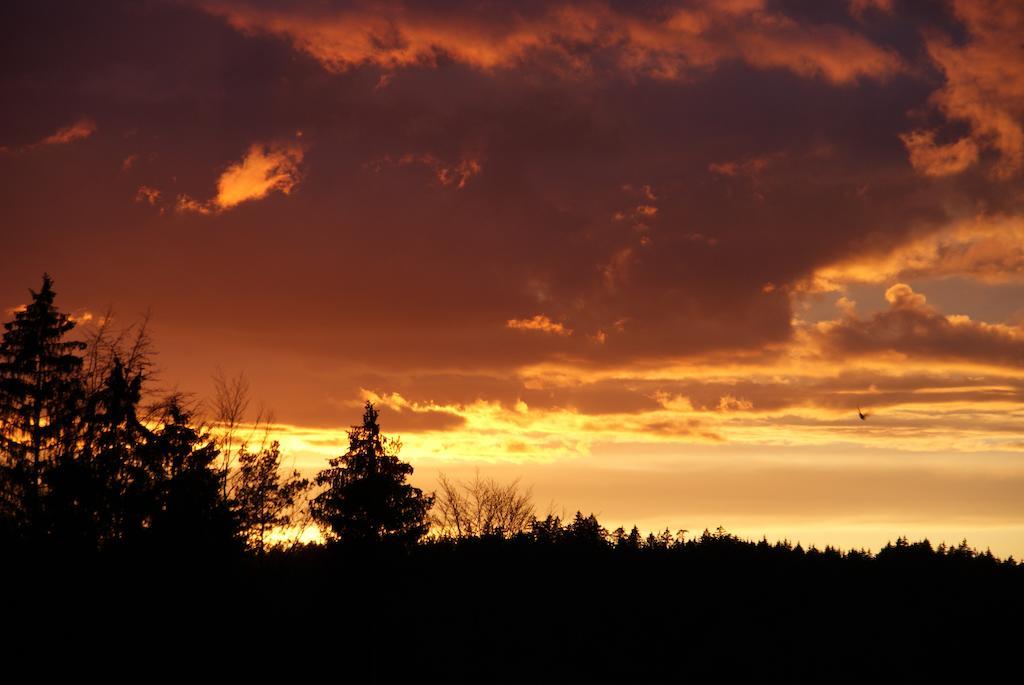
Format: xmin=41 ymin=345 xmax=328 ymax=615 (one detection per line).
xmin=0 ymin=274 xmax=85 ymax=537
xmin=310 ymin=402 xmax=433 ymax=545
xmin=210 ymin=369 xmax=253 ymax=499
xmin=530 ymin=513 xmax=563 ymax=544
xmin=234 ymin=440 xmax=310 ymax=555
xmin=80 ymin=308 xmax=155 ymax=397
xmin=45 ymin=357 xmax=150 ymax=547
xmin=431 ymin=471 xmax=534 ymax=538
xmin=144 ymin=396 xmax=236 ymax=551
xmin=612 ymin=524 xmax=643 ymax=551
xmin=563 ymin=511 xmax=608 ymax=547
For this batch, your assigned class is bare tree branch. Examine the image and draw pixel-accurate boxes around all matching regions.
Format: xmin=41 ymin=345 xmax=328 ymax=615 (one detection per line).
xmin=431 ymin=471 xmax=535 ymax=539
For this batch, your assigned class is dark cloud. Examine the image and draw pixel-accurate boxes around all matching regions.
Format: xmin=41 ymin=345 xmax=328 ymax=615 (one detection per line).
xmin=377 ymin=408 xmax=466 ymax=433
xmin=5 ymin=0 xmax=1024 ymax=558
xmin=0 ymin=0 xmax=1021 ymax=411
xmin=817 ymin=283 xmax=1024 ymax=366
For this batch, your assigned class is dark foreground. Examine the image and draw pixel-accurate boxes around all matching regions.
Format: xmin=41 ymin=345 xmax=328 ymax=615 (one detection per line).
xmin=5 ymin=535 xmax=1021 ymax=682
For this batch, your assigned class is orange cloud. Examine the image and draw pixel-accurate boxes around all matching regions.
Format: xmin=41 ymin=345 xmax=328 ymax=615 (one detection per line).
xmin=507 ymin=314 xmax=572 ymax=336
xmin=169 ymin=139 xmax=304 ymax=215
xmin=39 ymin=118 xmax=96 ymax=146
xmin=134 ymin=186 xmax=161 ymax=206
xmin=903 ymin=0 xmax=1024 ymax=177
xmin=436 ymin=158 xmax=481 ymax=188
xmin=200 ymin=0 xmax=902 ymax=85
xmin=339 ymin=356 xmax=1024 ymax=465
xmin=175 ymin=194 xmax=214 ymax=215
xmin=813 ymin=214 xmax=1024 ymax=286
xmin=370 ymin=153 xmax=482 ymax=189
xmin=68 ymin=311 xmax=94 ymax=324
xmin=883 ymin=283 xmax=927 ymax=309
xmin=718 ymin=394 xmax=754 ymax=411
xmin=1 ymin=118 xmax=97 ymax=154
xmin=709 ymin=153 xmax=777 ymax=180
xmin=899 ymin=130 xmax=979 ymax=177
xmin=728 ymin=14 xmax=899 ymax=84
xmin=357 ymin=390 xmax=466 ymax=431
xmin=814 ymin=283 xmax=1024 ymax=366
xmin=215 ymin=140 xmax=304 ymax=209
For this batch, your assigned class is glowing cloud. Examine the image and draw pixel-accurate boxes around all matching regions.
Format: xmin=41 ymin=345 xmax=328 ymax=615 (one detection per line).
xmin=507 ymin=315 xmax=573 ymax=336
xmin=214 ymin=141 xmax=304 ymax=209
xmin=200 ymin=0 xmax=902 ymax=85
xmin=134 ymin=186 xmax=161 ymax=206
xmin=39 ymin=118 xmax=96 ymax=146
xmin=175 ymin=194 xmax=214 ymax=215
xmin=899 ymin=130 xmax=979 ymax=177
xmin=813 ymin=214 xmax=1024 ymax=286
xmin=884 ymin=283 xmax=928 ymax=310
xmin=170 ymin=139 xmax=305 ymax=215
xmin=814 ymin=283 xmax=1024 ymax=366
xmin=904 ymin=0 xmax=1024 ymax=177
xmin=1 ymin=118 xmax=97 ymax=153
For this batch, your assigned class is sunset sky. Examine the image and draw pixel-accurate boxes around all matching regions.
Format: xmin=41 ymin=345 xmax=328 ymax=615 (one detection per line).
xmin=2 ymin=0 xmax=1023 ymax=555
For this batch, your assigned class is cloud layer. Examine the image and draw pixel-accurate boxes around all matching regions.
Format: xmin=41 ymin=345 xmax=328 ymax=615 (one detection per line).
xmin=2 ymin=0 xmax=1023 ymax=552
xmin=900 ymin=0 xmax=1024 ymax=178
xmin=200 ymin=0 xmax=904 ymax=84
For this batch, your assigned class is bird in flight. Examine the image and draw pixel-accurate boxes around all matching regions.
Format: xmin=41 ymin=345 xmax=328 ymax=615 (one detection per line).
xmin=857 ymin=407 xmax=869 ymax=421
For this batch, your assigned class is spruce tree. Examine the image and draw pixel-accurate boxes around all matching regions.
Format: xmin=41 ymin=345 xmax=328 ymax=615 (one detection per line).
xmin=310 ymin=402 xmax=433 ymax=545
xmin=145 ymin=396 xmax=236 ymax=552
xmin=234 ymin=440 xmax=310 ymax=555
xmin=63 ymin=358 xmax=151 ymax=547
xmin=0 ymin=274 xmax=85 ymax=534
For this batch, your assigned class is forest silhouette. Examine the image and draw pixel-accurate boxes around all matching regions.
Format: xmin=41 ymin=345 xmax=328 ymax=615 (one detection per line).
xmin=2 ymin=275 xmax=1021 ymax=680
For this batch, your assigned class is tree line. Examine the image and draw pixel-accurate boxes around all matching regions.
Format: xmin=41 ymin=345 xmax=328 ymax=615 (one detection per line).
xmin=3 ymin=275 xmax=1023 ymax=682
xmin=0 ymin=275 xmax=426 ymax=553
xmin=0 ymin=275 xmax=1019 ymax=572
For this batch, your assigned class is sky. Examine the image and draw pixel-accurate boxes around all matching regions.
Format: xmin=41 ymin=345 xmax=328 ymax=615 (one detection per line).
xmin=2 ymin=0 xmax=1023 ymax=555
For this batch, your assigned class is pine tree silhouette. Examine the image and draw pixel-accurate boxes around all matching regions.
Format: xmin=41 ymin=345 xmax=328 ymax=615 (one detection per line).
xmin=234 ymin=440 xmax=310 ymax=555
xmin=310 ymin=401 xmax=432 ymax=545
xmin=0 ymin=274 xmax=85 ymax=537
xmin=145 ymin=396 xmax=236 ymax=551
xmin=45 ymin=358 xmax=149 ymax=547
